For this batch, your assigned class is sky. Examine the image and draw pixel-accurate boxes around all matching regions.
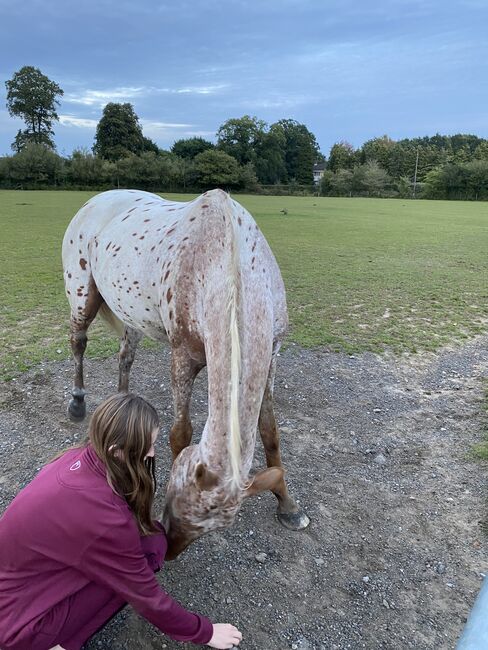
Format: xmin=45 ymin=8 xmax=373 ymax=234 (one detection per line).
xmin=0 ymin=0 xmax=486 ymax=157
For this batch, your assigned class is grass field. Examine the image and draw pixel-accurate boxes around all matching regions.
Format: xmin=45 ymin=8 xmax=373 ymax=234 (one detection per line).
xmin=1 ymin=190 xmax=488 ymax=380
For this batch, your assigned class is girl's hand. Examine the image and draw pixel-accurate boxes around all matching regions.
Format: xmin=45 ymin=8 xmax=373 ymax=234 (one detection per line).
xmin=207 ymin=623 xmax=242 ymax=649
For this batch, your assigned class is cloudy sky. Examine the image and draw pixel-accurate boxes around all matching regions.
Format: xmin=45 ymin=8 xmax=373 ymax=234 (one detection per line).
xmin=0 ymin=0 xmax=486 ymax=157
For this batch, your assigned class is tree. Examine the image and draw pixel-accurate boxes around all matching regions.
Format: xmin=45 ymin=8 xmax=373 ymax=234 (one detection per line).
xmin=68 ymin=149 xmax=110 ymax=186
xmin=216 ymin=115 xmax=265 ymax=165
xmin=239 ymin=162 xmax=260 ymax=191
xmin=171 ymin=137 xmax=214 ymax=159
xmin=93 ymin=103 xmax=144 ymax=160
xmin=5 ymin=66 xmax=64 ymax=151
xmin=254 ymin=127 xmax=287 ymax=184
xmin=473 ymin=142 xmax=488 ymax=161
xmin=142 ymin=136 xmax=160 ymax=155
xmin=360 ymin=135 xmax=395 ymax=168
xmin=193 ymin=149 xmax=241 ymax=189
xmin=271 ymin=119 xmax=321 ymax=184
xmin=7 ymin=143 xmax=65 ymax=186
xmin=327 ymin=141 xmax=356 ymax=172
xmin=358 ymin=160 xmax=391 ymax=196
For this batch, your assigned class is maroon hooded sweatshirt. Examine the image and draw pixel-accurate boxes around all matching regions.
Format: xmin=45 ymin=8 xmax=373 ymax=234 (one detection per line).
xmin=0 ymin=445 xmax=213 ymax=649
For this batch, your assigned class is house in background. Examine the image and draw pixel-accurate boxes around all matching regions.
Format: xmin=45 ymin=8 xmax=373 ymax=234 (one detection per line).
xmin=313 ymin=162 xmax=327 ymax=185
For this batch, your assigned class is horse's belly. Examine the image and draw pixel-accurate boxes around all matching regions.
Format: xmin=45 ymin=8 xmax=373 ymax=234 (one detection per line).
xmin=91 ymin=245 xmax=166 ymax=341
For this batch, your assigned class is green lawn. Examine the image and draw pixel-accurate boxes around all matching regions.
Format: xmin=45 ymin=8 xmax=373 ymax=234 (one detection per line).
xmin=1 ymin=190 xmax=488 ymax=380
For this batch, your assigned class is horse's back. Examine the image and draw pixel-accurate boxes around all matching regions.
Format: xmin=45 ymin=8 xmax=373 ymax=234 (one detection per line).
xmin=62 ymin=189 xmax=287 ymax=345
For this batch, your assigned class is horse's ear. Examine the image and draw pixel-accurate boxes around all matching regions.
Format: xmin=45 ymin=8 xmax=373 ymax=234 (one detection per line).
xmin=244 ymin=467 xmax=284 ymax=498
xmin=195 ymin=463 xmax=220 ymax=491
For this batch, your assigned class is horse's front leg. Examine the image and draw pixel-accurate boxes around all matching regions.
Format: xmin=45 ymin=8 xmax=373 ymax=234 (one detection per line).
xmin=169 ymin=346 xmax=204 ymax=462
xmin=258 ymin=353 xmax=310 ymax=530
xmin=118 ymin=327 xmax=143 ymax=392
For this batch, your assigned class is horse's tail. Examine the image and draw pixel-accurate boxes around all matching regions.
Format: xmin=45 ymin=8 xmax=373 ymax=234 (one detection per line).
xmin=98 ymin=303 xmax=125 ymax=337
xmin=226 ymin=200 xmax=242 ymax=491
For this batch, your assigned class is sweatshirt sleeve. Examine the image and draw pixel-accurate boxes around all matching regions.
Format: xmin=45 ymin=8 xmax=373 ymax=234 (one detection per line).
xmin=76 ymin=516 xmax=213 ymax=645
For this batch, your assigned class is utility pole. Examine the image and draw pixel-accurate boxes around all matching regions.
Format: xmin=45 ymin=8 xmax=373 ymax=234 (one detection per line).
xmin=413 ymin=147 xmax=419 ymax=198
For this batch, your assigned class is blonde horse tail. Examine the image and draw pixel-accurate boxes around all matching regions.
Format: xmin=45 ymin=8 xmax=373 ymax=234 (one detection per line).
xmin=98 ymin=303 xmax=125 ymax=337
xmin=227 ymin=202 xmax=242 ymax=491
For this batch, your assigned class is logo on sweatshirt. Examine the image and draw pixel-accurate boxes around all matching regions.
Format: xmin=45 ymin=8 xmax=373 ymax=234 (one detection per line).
xmin=69 ymin=460 xmax=81 ymax=471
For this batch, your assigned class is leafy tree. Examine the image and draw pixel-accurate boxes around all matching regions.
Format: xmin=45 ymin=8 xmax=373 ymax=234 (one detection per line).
xmin=68 ymin=149 xmax=108 ymax=186
xmin=193 ymin=149 xmax=241 ymax=189
xmin=93 ymin=103 xmax=144 ymax=160
xmin=216 ymin=115 xmax=265 ymax=165
xmin=327 ymin=141 xmax=356 ymax=172
xmin=465 ymin=159 xmax=488 ymax=199
xmin=171 ymin=137 xmax=214 ymax=159
xmin=360 ymin=135 xmax=395 ymax=168
xmin=358 ymin=160 xmax=391 ymax=196
xmin=254 ymin=127 xmax=287 ymax=184
xmin=271 ymin=119 xmax=321 ymax=184
xmin=5 ymin=66 xmax=64 ymax=151
xmin=7 ymin=143 xmax=65 ymax=186
xmin=473 ymin=142 xmax=488 ymax=161
xmin=396 ymin=176 xmax=413 ymax=198
xmin=142 ymin=136 xmax=160 ymax=154
xmin=424 ymin=160 xmax=488 ymax=200
xmin=329 ymin=169 xmax=354 ymax=196
xmin=239 ymin=162 xmax=260 ymax=191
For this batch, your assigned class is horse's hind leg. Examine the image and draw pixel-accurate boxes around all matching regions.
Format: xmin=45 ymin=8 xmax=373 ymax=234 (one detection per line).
xmin=68 ymin=276 xmax=103 ymax=421
xmin=169 ymin=346 xmax=204 ymax=462
xmin=258 ymin=352 xmax=310 ymax=530
xmin=118 ymin=326 xmax=143 ymax=392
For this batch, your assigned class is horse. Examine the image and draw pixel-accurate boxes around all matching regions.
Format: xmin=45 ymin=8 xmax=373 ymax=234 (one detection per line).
xmin=62 ymin=188 xmax=309 ymax=558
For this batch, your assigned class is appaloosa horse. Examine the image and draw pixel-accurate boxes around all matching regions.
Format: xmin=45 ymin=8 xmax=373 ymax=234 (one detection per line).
xmin=62 ymin=189 xmax=309 ymax=558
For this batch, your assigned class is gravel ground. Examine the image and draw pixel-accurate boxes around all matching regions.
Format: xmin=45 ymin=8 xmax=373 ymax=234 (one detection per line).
xmin=1 ymin=338 xmax=487 ymax=650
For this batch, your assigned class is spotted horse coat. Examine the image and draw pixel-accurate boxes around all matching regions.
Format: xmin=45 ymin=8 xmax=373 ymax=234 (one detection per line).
xmin=62 ymin=188 xmax=309 ymax=558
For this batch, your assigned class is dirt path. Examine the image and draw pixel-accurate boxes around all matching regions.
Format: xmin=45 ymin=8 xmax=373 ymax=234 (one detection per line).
xmin=1 ymin=338 xmax=487 ymax=650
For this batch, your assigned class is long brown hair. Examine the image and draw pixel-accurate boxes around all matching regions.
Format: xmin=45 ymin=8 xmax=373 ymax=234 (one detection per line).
xmin=88 ymin=393 xmax=159 ymax=535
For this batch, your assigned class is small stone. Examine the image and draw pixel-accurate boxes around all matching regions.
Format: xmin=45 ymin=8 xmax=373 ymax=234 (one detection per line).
xmin=373 ymin=453 xmax=387 ymax=465
xmin=255 ymin=552 xmax=268 ymax=563
xmin=56 ymin=349 xmax=62 ymax=354
xmin=373 ymin=408 xmax=382 ymax=413
xmin=314 ymin=557 xmax=325 ymax=566
xmin=436 ymin=562 xmax=446 ymax=575
xmin=362 ymin=576 xmax=370 ymax=583
xmin=281 ymin=426 xmax=294 ymax=434
xmin=226 ymin=596 xmax=232 ymax=604
xmin=382 ymin=598 xmax=390 ymax=609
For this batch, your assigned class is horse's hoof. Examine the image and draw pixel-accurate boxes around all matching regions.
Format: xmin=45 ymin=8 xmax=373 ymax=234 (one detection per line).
xmin=68 ymin=388 xmax=86 ymax=421
xmin=68 ymin=399 xmax=86 ymax=421
xmin=277 ymin=510 xmax=310 ymax=530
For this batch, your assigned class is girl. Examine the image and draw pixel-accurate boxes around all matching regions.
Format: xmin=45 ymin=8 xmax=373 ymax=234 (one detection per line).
xmin=0 ymin=393 xmax=242 ymax=650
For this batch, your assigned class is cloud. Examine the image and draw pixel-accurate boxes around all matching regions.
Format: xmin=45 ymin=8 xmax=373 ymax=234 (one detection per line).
xmin=63 ymin=84 xmax=229 ymax=108
xmin=59 ymin=115 xmax=98 ymax=128
xmin=64 ymin=87 xmax=147 ymax=107
xmin=140 ymin=119 xmax=214 ymax=142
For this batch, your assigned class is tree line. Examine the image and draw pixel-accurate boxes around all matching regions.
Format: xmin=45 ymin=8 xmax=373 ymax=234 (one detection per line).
xmin=2 ymin=66 xmax=488 ymax=199
xmin=322 ymin=136 xmax=488 ymax=200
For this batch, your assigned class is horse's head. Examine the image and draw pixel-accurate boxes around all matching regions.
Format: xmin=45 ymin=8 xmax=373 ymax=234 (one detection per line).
xmin=163 ymin=444 xmax=284 ymax=559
